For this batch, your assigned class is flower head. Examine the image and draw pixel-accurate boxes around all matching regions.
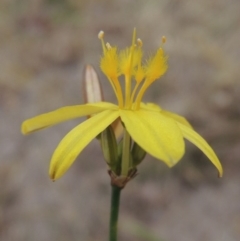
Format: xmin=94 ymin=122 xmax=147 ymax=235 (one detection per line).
xmin=22 ymin=29 xmax=223 ymax=182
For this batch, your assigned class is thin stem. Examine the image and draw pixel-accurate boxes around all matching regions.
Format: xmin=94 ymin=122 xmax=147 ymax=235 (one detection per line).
xmin=109 ymin=185 xmax=122 ymax=241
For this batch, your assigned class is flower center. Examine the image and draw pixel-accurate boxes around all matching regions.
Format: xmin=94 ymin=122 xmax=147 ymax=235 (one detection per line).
xmin=98 ymin=29 xmax=168 ymax=110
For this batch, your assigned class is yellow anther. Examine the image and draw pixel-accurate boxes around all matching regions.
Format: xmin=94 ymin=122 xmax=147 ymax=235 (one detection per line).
xmin=98 ymin=31 xmax=104 ymax=39
xmin=137 ymin=38 xmax=143 ymax=47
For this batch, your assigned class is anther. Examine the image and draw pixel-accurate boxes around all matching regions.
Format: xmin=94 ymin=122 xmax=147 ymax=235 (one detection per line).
xmin=98 ymin=31 xmax=104 ymax=39
xmin=137 ymin=38 xmax=143 ymax=47
xmin=162 ymin=36 xmax=166 ymax=44
xmin=106 ymin=42 xmax=112 ymax=50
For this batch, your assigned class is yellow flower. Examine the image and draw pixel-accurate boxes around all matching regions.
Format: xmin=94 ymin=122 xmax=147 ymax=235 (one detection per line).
xmin=21 ymin=29 xmax=223 ymax=181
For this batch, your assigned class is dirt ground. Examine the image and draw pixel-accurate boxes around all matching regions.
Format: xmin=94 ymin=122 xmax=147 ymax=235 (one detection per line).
xmin=1 ymin=0 xmax=240 ymax=241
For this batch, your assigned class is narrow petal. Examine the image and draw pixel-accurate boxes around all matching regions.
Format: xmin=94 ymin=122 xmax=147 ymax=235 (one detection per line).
xmin=177 ymin=123 xmax=223 ymax=177
xmin=141 ymin=102 xmax=193 ymax=129
xmin=88 ymin=102 xmax=122 ymax=137
xmin=140 ymin=102 xmax=162 ymax=112
xmin=120 ymin=109 xmax=185 ymax=167
xmin=161 ymin=110 xmax=193 ymax=129
xmin=86 ymin=102 xmax=118 ymax=109
xmin=22 ymin=102 xmax=117 ymax=134
xmin=50 ymin=109 xmax=119 ymax=180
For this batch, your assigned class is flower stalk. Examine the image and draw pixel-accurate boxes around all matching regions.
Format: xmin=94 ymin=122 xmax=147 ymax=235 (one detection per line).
xmin=109 ymin=185 xmax=122 ymax=241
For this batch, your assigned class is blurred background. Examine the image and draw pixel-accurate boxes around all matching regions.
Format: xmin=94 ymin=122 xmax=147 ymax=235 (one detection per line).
xmin=1 ymin=0 xmax=240 ymax=240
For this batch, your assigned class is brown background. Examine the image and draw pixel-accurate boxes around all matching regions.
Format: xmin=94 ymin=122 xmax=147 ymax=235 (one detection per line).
xmin=1 ymin=0 xmax=240 ymax=240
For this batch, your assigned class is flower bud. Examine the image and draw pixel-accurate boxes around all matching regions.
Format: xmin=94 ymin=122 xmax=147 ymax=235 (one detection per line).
xmin=100 ymin=125 xmax=118 ymax=169
xmin=82 ymin=65 xmax=104 ymax=108
xmin=131 ymin=142 xmax=146 ymax=167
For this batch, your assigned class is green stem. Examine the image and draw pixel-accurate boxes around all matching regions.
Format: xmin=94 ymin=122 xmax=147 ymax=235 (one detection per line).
xmin=109 ymin=185 xmax=122 ymax=241
xmin=121 ymin=129 xmax=131 ymax=176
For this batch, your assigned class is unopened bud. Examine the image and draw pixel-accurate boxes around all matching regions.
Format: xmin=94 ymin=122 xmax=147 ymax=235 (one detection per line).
xmin=83 ymin=64 xmax=104 ymax=108
xmin=131 ymin=142 xmax=146 ymax=167
xmin=100 ymin=126 xmax=118 ymax=169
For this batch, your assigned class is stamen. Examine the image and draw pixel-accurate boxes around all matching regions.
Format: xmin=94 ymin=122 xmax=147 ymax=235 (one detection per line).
xmin=134 ymin=44 xmax=168 ymax=110
xmin=98 ymin=31 xmax=106 ymax=54
xmin=106 ymin=42 xmax=112 ymax=50
xmin=131 ymin=28 xmax=137 ymax=46
xmin=162 ymin=36 xmax=166 ymax=44
xmin=99 ymin=29 xmax=168 ymax=111
xmin=159 ymin=36 xmax=167 ymax=49
xmin=125 ymin=29 xmax=137 ymax=108
xmin=98 ymin=31 xmax=104 ymax=39
xmin=137 ymin=38 xmax=143 ymax=47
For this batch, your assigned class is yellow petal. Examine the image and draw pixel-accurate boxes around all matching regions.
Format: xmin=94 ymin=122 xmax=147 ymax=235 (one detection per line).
xmin=142 ymin=102 xmax=192 ymax=129
xmin=21 ymin=102 xmax=116 ymax=134
xmin=161 ymin=110 xmax=193 ymax=129
xmin=119 ymin=109 xmax=185 ymax=167
xmin=49 ymin=109 xmax=119 ymax=180
xmin=87 ymin=102 xmax=122 ymax=137
xmin=86 ymin=102 xmax=118 ymax=109
xmin=177 ymin=123 xmax=223 ymax=177
xmin=141 ymin=102 xmax=162 ymax=112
